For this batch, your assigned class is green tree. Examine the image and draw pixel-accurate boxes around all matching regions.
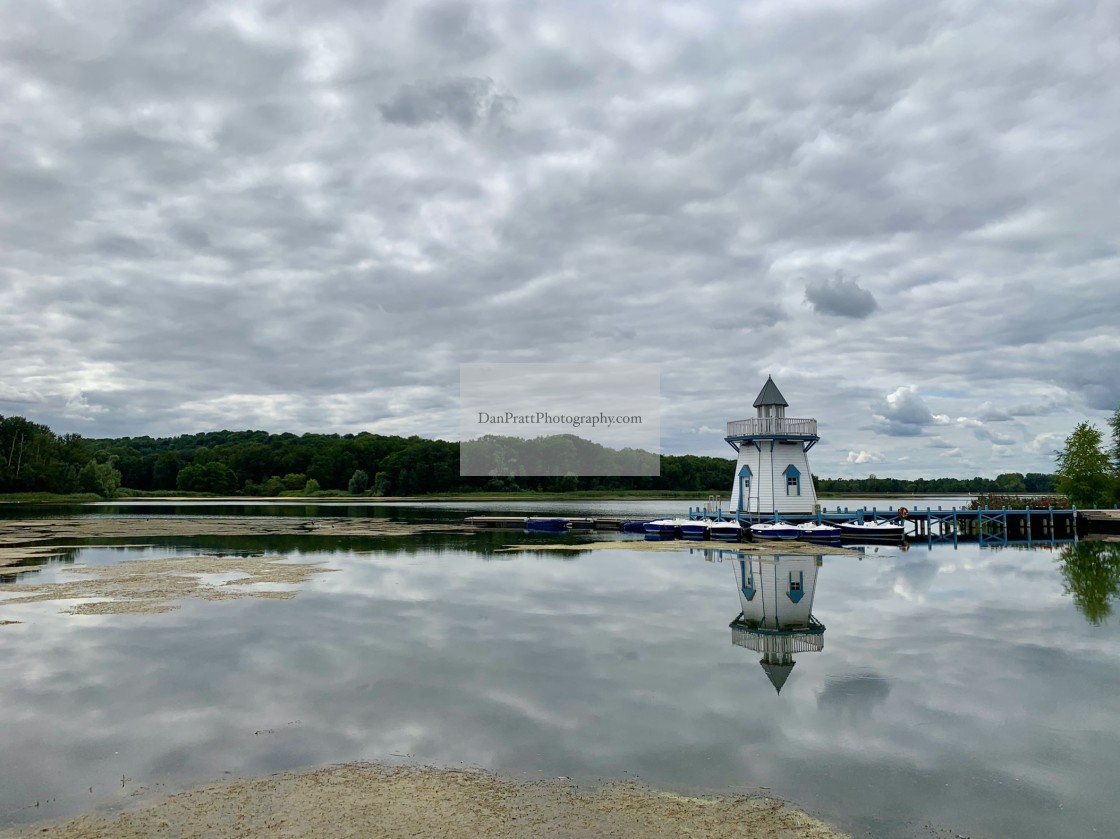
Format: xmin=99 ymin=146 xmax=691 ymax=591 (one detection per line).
xmin=176 ymin=462 xmax=238 ymax=494
xmin=77 ymin=458 xmax=122 ymax=498
xmin=304 ymin=478 xmax=320 ymax=494
xmin=152 ymin=452 xmax=185 ymax=490
xmin=280 ymin=473 xmax=307 ymax=491
xmin=1057 ymin=541 xmax=1120 ymax=625
xmin=1109 ymin=405 xmax=1120 ymax=472
xmin=994 ymin=472 xmax=1026 ymax=493
xmin=1055 ymin=422 xmax=1112 ymax=508
xmin=347 ymin=469 xmax=369 ymax=495
xmin=373 ymin=472 xmax=391 ymax=496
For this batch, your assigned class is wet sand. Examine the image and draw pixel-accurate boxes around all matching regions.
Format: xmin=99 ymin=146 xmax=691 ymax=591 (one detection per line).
xmin=0 ymin=763 xmax=850 ymax=839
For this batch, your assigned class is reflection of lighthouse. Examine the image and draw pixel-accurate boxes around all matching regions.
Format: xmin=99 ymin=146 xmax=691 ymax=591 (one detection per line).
xmin=731 ymin=554 xmax=826 ymax=694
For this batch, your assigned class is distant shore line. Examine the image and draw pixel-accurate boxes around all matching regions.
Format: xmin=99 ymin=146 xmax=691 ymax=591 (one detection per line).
xmin=1 ymin=489 xmax=1042 ymax=506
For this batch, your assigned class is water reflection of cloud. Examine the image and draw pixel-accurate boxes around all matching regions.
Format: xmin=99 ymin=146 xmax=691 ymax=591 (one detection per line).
xmin=2 ymin=541 xmax=1120 ymax=839
xmin=886 ymin=557 xmax=940 ymax=601
xmin=816 ymin=672 xmax=892 ymax=720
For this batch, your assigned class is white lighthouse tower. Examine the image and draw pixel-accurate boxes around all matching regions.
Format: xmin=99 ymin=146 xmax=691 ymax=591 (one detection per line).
xmin=730 ymin=554 xmax=826 ymax=694
xmin=726 ymin=376 xmax=819 ymax=518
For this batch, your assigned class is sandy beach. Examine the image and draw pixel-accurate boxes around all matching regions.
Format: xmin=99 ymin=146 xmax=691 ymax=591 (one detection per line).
xmin=0 ymin=763 xmax=850 ymax=839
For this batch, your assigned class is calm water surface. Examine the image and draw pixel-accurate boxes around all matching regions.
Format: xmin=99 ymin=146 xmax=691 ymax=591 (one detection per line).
xmin=1 ymin=502 xmax=1118 ymax=839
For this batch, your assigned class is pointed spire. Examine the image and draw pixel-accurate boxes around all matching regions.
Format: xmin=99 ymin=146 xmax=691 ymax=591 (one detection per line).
xmin=753 ymin=375 xmax=788 ymax=408
xmin=760 ymin=659 xmax=795 ymax=694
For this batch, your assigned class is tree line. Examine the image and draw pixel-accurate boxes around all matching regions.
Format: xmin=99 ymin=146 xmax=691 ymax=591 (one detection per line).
xmin=7 ymin=412 xmax=1117 ymax=501
xmin=0 ymin=418 xmax=737 ymax=497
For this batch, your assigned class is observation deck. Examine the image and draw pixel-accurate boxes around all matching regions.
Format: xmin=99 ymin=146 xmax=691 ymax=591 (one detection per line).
xmin=725 ymin=417 xmax=818 ymax=440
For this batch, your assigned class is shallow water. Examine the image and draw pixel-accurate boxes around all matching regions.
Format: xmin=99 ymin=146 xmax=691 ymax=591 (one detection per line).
xmin=1 ymin=505 xmax=1118 ymax=839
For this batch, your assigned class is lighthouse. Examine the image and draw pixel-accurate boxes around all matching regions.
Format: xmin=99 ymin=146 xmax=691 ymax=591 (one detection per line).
xmin=726 ymin=376 xmax=819 ymax=517
xmin=730 ymin=554 xmax=826 ymax=694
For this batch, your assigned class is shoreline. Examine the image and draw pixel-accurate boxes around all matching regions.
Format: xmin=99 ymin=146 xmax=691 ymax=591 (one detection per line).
xmin=0 ymin=762 xmax=851 ymax=839
xmin=1 ymin=490 xmax=989 ymax=505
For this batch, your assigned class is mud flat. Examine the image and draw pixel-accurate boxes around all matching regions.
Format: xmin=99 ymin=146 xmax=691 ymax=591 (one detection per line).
xmin=0 ymin=763 xmax=850 ymax=839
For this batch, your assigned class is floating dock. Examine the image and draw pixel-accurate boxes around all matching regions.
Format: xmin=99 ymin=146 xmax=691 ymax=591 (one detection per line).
xmin=687 ymin=503 xmax=1091 ymax=545
xmin=466 ymin=506 xmax=1116 ymax=546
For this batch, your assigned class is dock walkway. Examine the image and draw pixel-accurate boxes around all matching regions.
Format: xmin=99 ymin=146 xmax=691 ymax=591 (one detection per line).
xmin=466 ymin=506 xmax=1117 ymax=545
xmin=686 ymin=503 xmax=1111 ymax=544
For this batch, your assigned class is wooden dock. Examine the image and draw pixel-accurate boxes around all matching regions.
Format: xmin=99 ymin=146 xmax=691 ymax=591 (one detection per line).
xmin=1079 ymin=509 xmax=1120 ymax=535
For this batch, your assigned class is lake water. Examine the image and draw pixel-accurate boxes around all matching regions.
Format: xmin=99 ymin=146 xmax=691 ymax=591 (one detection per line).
xmin=1 ymin=501 xmax=1118 ymax=839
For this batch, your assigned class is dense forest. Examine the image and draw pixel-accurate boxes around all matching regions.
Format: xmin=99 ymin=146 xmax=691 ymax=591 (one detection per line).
xmin=1 ymin=413 xmax=1068 ymax=499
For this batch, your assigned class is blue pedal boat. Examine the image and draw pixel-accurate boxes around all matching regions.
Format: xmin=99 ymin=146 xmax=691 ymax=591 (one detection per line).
xmin=525 ymin=518 xmax=569 ymax=532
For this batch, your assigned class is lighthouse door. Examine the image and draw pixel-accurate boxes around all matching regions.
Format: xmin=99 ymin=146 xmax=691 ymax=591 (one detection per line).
xmin=737 ymin=465 xmax=753 ymax=513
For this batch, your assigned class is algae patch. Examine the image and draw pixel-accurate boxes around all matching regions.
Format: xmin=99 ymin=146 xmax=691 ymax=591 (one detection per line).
xmin=0 ymin=516 xmax=469 ymax=556
xmin=0 ymin=554 xmax=336 ymax=618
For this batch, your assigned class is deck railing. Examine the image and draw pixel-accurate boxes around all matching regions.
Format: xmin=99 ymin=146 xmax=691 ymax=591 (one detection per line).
xmin=725 ymin=417 xmax=818 ymax=438
xmin=731 ymin=621 xmax=825 ymax=653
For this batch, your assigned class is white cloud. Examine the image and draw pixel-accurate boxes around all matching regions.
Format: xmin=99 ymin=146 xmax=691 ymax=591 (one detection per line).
xmin=0 ymin=386 xmax=43 ymax=404
xmin=872 ymin=387 xmax=944 ymax=437
xmin=846 ymin=450 xmax=883 ymax=464
xmin=1025 ymin=432 xmax=1063 ymax=455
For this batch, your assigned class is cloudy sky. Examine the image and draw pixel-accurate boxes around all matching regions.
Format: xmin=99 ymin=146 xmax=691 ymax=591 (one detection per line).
xmin=1 ymin=0 xmax=1117 ymax=478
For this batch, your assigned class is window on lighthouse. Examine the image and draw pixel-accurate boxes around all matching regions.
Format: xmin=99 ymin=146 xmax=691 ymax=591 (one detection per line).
xmin=787 ymin=571 xmax=805 ymax=603
xmin=784 ymin=465 xmax=801 ymax=496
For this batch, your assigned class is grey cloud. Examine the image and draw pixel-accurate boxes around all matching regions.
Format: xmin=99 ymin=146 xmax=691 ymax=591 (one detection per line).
xmin=973 ymin=427 xmax=1017 ymax=447
xmin=976 ymin=402 xmax=1013 ymax=422
xmin=1008 ymin=399 xmax=1061 ymax=417
xmin=414 ymin=1 xmax=498 ymax=60
xmin=804 ymin=275 xmax=879 ymax=319
xmin=379 ymin=77 xmax=517 ymax=130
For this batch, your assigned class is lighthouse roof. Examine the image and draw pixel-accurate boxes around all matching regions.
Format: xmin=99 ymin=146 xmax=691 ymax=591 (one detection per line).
xmin=752 ymin=375 xmax=788 ymax=408
xmin=760 ymin=660 xmax=795 ymax=694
